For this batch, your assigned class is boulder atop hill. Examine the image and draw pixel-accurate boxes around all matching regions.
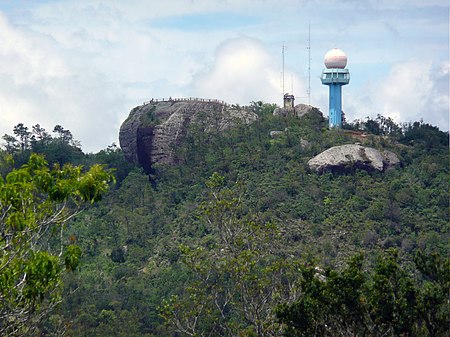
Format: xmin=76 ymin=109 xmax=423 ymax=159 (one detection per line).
xmin=119 ymin=98 xmax=257 ymax=171
xmin=308 ymin=144 xmax=400 ymax=173
xmin=273 ymin=104 xmax=315 ymax=117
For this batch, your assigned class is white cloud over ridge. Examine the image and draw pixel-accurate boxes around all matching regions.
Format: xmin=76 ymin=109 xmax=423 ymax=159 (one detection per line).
xmin=345 ymin=60 xmax=449 ymax=131
xmin=191 ymin=37 xmax=304 ymax=105
xmin=0 ymin=0 xmax=447 ymax=152
xmin=0 ymin=12 xmax=126 ymax=151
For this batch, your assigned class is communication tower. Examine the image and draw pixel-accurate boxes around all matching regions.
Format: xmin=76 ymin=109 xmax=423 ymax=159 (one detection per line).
xmin=321 ymin=48 xmax=350 ymax=128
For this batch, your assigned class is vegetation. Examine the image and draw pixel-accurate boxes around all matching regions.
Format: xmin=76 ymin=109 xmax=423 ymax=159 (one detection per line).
xmin=161 ymin=173 xmax=300 ymax=336
xmin=0 ymin=105 xmax=448 ymax=336
xmin=276 ymin=250 xmax=449 ymax=337
xmin=0 ymin=154 xmax=114 ymax=336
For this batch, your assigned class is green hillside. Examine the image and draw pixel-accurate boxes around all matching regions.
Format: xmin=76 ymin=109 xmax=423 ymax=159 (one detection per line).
xmin=1 ymin=103 xmax=448 ymax=336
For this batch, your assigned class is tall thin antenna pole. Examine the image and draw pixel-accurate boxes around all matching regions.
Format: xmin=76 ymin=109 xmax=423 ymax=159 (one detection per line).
xmin=307 ymin=23 xmax=311 ymax=105
xmin=282 ymin=44 xmax=286 ymax=99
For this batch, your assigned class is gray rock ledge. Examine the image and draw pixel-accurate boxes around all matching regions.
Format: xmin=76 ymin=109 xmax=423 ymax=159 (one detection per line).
xmin=308 ymin=144 xmax=400 ymax=173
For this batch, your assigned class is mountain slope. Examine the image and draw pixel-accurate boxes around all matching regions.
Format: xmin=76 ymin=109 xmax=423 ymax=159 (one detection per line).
xmin=46 ymin=103 xmax=448 ymax=336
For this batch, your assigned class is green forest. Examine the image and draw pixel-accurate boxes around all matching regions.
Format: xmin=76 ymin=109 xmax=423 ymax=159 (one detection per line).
xmin=0 ymin=103 xmax=448 ymax=336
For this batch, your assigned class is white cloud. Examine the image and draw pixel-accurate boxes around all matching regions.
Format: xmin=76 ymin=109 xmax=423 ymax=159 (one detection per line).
xmin=0 ymin=12 xmax=126 ymax=152
xmin=0 ymin=0 xmax=447 ymax=153
xmin=0 ymin=13 xmax=70 ymax=85
xmin=191 ymin=37 xmax=305 ymax=105
xmin=346 ymin=60 xmax=449 ymax=130
xmin=377 ymin=60 xmax=434 ymax=122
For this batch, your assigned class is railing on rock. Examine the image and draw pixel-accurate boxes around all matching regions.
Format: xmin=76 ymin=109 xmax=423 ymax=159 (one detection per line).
xmin=143 ymin=97 xmax=230 ymax=107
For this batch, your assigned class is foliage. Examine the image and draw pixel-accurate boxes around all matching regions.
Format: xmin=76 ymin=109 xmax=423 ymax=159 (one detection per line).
xmin=277 ymin=249 xmax=449 ymax=337
xmin=160 ymin=173 xmax=300 ymax=336
xmin=2 ymin=123 xmax=84 ymax=167
xmin=0 ymin=154 xmax=114 ymax=336
xmin=399 ymin=121 xmax=449 ymax=149
xmin=6 ymin=105 xmax=445 ymax=336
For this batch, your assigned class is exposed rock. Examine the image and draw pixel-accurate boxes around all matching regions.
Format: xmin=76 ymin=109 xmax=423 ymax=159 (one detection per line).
xmin=300 ymin=138 xmax=311 ymax=150
xmin=269 ymin=131 xmax=284 ymax=138
xmin=308 ymin=144 xmax=400 ymax=173
xmin=119 ymin=98 xmax=257 ymax=170
xmin=273 ymin=103 xmax=315 ymax=117
xmin=382 ymin=150 xmax=401 ymax=169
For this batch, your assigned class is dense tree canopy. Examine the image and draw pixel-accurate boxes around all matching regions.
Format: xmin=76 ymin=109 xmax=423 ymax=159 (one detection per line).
xmin=0 ymin=154 xmax=114 ymax=336
xmin=0 ymin=107 xmax=448 ymax=336
xmin=276 ymin=249 xmax=449 ymax=337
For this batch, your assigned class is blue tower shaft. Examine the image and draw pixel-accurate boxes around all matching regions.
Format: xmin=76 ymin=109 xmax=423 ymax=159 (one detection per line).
xmin=321 ymin=68 xmax=350 ymax=128
xmin=328 ymin=84 xmax=343 ymax=128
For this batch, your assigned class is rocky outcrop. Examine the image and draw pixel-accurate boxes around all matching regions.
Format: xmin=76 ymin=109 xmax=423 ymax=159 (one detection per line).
xmin=273 ymin=104 xmax=315 ymax=117
xmin=308 ymin=144 xmax=400 ymax=173
xmin=119 ymin=99 xmax=257 ymax=170
xmin=300 ymin=138 xmax=311 ymax=150
xmin=269 ymin=131 xmax=284 ymax=138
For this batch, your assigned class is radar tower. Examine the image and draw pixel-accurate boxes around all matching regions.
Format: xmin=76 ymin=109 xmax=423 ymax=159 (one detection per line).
xmin=321 ymin=48 xmax=350 ymax=128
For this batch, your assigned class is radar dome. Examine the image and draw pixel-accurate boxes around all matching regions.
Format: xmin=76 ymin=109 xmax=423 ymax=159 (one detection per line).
xmin=324 ymin=48 xmax=347 ymax=69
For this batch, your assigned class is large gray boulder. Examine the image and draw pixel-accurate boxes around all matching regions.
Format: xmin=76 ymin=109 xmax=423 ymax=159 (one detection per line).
xmin=273 ymin=103 xmax=315 ymax=117
xmin=119 ymin=98 xmax=257 ymax=170
xmin=308 ymin=144 xmax=400 ymax=173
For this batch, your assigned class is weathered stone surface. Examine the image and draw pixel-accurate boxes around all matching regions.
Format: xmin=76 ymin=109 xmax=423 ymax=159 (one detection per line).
xmin=382 ymin=150 xmax=401 ymax=169
xmin=308 ymin=144 xmax=400 ymax=173
xmin=269 ymin=131 xmax=284 ymax=138
xmin=119 ymin=99 xmax=257 ymax=170
xmin=300 ymin=138 xmax=311 ymax=149
xmin=273 ymin=103 xmax=315 ymax=117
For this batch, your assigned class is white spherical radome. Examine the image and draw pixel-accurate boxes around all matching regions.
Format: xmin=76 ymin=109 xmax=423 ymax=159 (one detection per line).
xmin=324 ymin=48 xmax=347 ymax=69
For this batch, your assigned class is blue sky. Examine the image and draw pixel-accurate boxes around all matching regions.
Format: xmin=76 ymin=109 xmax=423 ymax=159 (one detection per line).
xmin=0 ymin=0 xmax=448 ymax=152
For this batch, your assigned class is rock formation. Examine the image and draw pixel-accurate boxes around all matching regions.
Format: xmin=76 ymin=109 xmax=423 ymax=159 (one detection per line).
xmin=273 ymin=103 xmax=315 ymax=117
xmin=308 ymin=144 xmax=400 ymax=173
xmin=119 ymin=98 xmax=257 ymax=171
xmin=269 ymin=131 xmax=284 ymax=138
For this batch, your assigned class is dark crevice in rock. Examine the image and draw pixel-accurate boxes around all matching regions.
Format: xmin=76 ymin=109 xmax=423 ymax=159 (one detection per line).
xmin=119 ymin=99 xmax=258 ymax=172
xmin=136 ymin=127 xmax=154 ymax=174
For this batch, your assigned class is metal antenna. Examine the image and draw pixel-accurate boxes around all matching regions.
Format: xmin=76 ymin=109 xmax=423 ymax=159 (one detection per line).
xmin=307 ymin=23 xmax=311 ymax=105
xmin=282 ymin=44 xmax=286 ymax=99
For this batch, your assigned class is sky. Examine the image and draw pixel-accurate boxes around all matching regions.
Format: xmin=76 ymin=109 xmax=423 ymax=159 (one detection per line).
xmin=0 ymin=0 xmax=448 ymax=152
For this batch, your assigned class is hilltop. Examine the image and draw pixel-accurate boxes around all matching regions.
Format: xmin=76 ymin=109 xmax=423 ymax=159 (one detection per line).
xmin=1 ymin=101 xmax=448 ymax=336
xmin=54 ymin=102 xmax=449 ymax=336
xmin=119 ymin=97 xmax=257 ymax=172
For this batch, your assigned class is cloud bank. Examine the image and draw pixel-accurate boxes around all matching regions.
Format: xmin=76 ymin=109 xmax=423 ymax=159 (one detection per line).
xmin=0 ymin=1 xmax=447 ymax=152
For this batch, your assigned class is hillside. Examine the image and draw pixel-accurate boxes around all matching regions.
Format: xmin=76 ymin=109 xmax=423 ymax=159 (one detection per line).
xmin=1 ymin=103 xmax=448 ymax=336
xmin=119 ymin=98 xmax=257 ymax=171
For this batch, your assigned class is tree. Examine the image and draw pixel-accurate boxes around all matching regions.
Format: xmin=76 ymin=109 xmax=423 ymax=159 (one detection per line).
xmin=400 ymin=121 xmax=449 ymax=149
xmin=0 ymin=154 xmax=114 ymax=336
xmin=2 ymin=134 xmax=19 ymax=154
xmin=91 ymin=143 xmax=134 ymax=186
xmin=161 ymin=173 xmax=300 ymax=336
xmin=276 ymin=250 xmax=449 ymax=337
xmin=13 ymin=123 xmax=31 ymax=153
xmin=30 ymin=124 xmax=52 ymax=151
xmin=52 ymin=125 xmax=73 ymax=145
xmin=40 ymin=125 xmax=83 ymax=166
xmin=414 ymin=251 xmax=450 ymax=337
xmin=366 ymin=249 xmax=417 ymax=336
xmin=364 ymin=117 xmax=381 ymax=135
xmin=276 ymin=253 xmax=367 ymax=337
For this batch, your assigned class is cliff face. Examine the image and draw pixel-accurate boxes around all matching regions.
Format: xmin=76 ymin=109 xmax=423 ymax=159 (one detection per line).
xmin=119 ymin=99 xmax=257 ymax=170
